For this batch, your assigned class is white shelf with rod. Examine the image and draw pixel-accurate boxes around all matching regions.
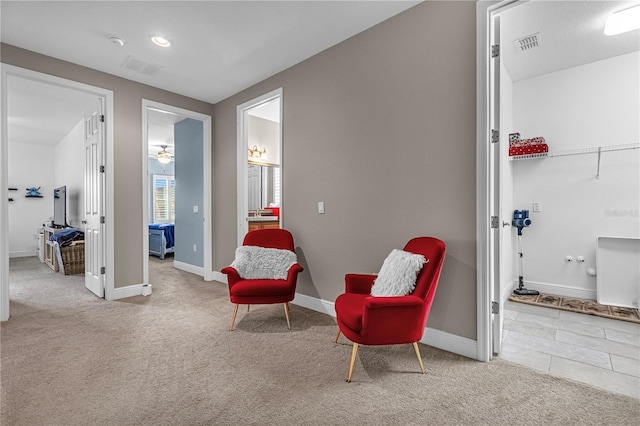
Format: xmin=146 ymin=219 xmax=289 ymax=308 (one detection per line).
xmin=509 ymin=143 xmax=639 ymax=178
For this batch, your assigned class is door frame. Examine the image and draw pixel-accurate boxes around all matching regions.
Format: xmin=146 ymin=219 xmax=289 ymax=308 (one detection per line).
xmin=141 ymin=100 xmax=213 ymax=283
xmin=0 ymin=64 xmax=115 ymax=320
xmin=476 ymin=0 xmax=521 ymax=361
xmin=236 ymin=88 xmax=283 ymax=246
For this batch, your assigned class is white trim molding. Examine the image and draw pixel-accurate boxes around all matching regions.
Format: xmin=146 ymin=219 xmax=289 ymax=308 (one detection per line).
xmin=210 ymin=270 xmax=227 ymax=283
xmin=292 ymin=292 xmax=478 ymax=361
xmin=112 ymin=284 xmax=146 ymax=300
xmin=518 ymin=280 xmax=597 ymax=301
xmin=173 ymin=260 xmax=205 ymax=277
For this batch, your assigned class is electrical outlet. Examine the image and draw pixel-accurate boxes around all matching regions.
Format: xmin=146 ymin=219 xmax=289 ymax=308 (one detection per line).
xmin=193 ymin=205 xmax=199 ymax=213
xmin=532 ymin=202 xmax=541 ymax=212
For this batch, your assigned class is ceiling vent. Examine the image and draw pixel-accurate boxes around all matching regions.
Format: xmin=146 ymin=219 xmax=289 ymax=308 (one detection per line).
xmin=121 ymin=56 xmax=165 ymax=77
xmin=514 ymin=33 xmax=541 ymax=53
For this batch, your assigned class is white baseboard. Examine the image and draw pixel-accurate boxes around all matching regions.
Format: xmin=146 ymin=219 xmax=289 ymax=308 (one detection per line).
xmin=9 ymin=250 xmax=36 ymax=258
xmin=421 ymin=328 xmax=477 ymax=360
xmin=173 ymin=260 xmax=204 ymax=277
xmin=210 ymin=270 xmax=227 ymax=283
xmin=292 ymin=292 xmax=478 ymax=360
xmin=292 ymin=292 xmax=336 ymax=317
xmin=520 ymin=280 xmax=596 ymax=300
xmin=502 ymin=280 xmax=516 ymax=303
xmin=112 ymin=284 xmax=145 ymax=300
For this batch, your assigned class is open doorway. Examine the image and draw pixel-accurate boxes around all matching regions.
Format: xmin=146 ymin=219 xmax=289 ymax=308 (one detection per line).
xmin=1 ymin=65 xmax=114 ymax=321
xmin=479 ymin=1 xmax=640 ymax=396
xmin=141 ymin=100 xmax=212 ymax=287
xmin=236 ymin=89 xmax=283 ymax=245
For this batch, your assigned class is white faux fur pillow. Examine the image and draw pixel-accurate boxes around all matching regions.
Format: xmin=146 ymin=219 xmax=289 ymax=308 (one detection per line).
xmin=230 ymin=245 xmax=297 ymax=279
xmin=370 ymin=249 xmax=428 ymax=297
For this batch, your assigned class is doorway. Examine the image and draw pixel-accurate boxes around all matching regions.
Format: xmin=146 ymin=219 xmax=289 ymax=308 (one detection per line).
xmin=141 ymin=100 xmax=213 ymax=285
xmin=478 ymin=1 xmax=640 ymax=362
xmin=236 ymin=88 xmax=283 ymax=245
xmin=1 ymin=64 xmax=114 ymax=321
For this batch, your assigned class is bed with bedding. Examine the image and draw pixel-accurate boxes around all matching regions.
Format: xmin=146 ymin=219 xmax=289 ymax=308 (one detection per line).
xmin=149 ymin=223 xmax=175 ymax=259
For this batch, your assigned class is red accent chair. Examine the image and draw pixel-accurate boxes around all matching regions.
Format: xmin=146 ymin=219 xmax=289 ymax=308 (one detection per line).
xmin=221 ymin=229 xmax=303 ymax=331
xmin=334 ymin=237 xmax=446 ymax=382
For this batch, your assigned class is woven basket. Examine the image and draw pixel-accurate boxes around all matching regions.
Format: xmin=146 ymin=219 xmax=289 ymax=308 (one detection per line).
xmin=60 ymin=242 xmax=85 ymax=275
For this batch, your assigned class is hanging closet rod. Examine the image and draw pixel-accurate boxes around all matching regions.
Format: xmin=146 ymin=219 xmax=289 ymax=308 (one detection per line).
xmin=548 ymin=143 xmax=639 ymax=158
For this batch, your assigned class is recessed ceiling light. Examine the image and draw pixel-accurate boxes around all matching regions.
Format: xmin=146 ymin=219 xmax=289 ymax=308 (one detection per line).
xmin=604 ymin=5 xmax=640 ymax=36
xmin=108 ymin=36 xmax=125 ymax=47
xmin=151 ymin=36 xmax=171 ymax=47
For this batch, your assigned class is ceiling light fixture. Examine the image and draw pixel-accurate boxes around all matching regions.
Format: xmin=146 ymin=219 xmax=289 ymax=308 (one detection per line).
xmin=604 ymin=5 xmax=640 ymax=35
xmin=157 ymin=145 xmax=173 ymax=164
xmin=151 ymin=36 xmax=171 ymax=47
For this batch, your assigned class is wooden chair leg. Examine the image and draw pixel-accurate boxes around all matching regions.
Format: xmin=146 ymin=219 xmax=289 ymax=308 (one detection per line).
xmin=283 ymin=303 xmax=291 ymax=330
xmin=229 ymin=304 xmax=239 ymax=331
xmin=247 ymin=305 xmax=250 ymax=312
xmin=413 ymin=342 xmax=425 ymax=374
xmin=335 ymin=329 xmax=341 ymax=344
xmin=347 ymin=343 xmax=359 ymax=382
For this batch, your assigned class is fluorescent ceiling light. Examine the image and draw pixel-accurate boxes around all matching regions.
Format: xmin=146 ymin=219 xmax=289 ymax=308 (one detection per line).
xmin=151 ymin=36 xmax=171 ymax=47
xmin=604 ymin=5 xmax=640 ymax=36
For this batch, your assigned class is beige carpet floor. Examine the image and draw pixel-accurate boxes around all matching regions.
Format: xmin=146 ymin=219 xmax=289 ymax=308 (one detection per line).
xmin=2 ymin=257 xmax=639 ymax=426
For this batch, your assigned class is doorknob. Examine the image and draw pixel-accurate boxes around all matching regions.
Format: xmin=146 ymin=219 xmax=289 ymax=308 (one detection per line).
xmin=81 ymin=220 xmax=87 ymax=224
xmin=503 ymin=221 xmax=510 ymax=227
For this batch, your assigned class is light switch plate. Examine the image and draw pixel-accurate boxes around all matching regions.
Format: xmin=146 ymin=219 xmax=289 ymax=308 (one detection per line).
xmin=193 ymin=205 xmax=199 ymax=213
xmin=318 ymin=201 xmax=325 ymax=214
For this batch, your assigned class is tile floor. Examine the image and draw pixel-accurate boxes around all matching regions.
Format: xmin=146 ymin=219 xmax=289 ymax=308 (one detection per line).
xmin=499 ymin=300 xmax=640 ymax=399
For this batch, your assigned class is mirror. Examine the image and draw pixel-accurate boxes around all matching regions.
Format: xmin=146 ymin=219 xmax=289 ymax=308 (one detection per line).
xmin=247 ymin=164 xmax=280 ymax=216
xmin=245 ymin=96 xmax=281 ymax=228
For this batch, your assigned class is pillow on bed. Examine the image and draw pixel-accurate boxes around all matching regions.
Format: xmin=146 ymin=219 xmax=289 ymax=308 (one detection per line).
xmin=230 ymin=245 xmax=297 ymax=280
xmin=370 ymin=249 xmax=428 ymax=297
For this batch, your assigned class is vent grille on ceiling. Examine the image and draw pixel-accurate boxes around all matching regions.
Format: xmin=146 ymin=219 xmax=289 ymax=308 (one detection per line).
xmin=514 ymin=33 xmax=541 ymax=53
xmin=121 ymin=56 xmax=165 ymax=76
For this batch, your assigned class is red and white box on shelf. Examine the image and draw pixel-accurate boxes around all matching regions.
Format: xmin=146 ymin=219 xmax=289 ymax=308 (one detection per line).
xmin=508 ymin=133 xmax=549 ymax=156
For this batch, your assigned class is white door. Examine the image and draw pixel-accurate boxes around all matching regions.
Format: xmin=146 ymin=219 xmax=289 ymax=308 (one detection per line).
xmin=84 ymin=99 xmax=105 ymax=298
xmin=247 ymin=165 xmax=261 ymax=211
xmin=490 ymin=16 xmax=503 ymax=355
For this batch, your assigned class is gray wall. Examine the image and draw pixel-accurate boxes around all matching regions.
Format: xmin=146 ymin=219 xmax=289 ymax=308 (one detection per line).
xmin=174 ymin=118 xmax=204 ymax=268
xmin=213 ymin=1 xmax=478 ymax=339
xmin=0 ymin=43 xmax=214 ymax=288
xmin=3 ymin=1 xmax=479 ymax=340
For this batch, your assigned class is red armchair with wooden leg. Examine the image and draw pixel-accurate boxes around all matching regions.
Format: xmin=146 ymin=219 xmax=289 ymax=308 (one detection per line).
xmin=221 ymin=229 xmax=303 ymax=331
xmin=334 ymin=237 xmax=446 ymax=382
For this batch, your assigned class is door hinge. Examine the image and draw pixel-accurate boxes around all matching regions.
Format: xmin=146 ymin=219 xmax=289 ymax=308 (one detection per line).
xmin=491 ymin=129 xmax=499 ymax=143
xmin=491 ymin=301 xmax=499 ymax=314
xmin=100 ymin=266 xmax=106 ymax=275
xmin=99 ymin=115 xmax=105 ymax=123
xmin=491 ymin=44 xmax=500 ymax=58
xmin=491 ymin=216 xmax=499 ymax=228
xmin=100 ymin=216 xmax=105 ymax=224
xmin=100 ymin=165 xmax=105 ymax=173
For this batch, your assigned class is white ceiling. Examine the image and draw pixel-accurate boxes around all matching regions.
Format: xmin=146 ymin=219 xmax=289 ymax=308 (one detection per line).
xmin=2 ymin=0 xmax=419 ymax=148
xmin=1 ymin=1 xmax=419 ymax=105
xmin=3 ymin=1 xmax=639 ymax=148
xmin=501 ymin=0 xmax=640 ymax=82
